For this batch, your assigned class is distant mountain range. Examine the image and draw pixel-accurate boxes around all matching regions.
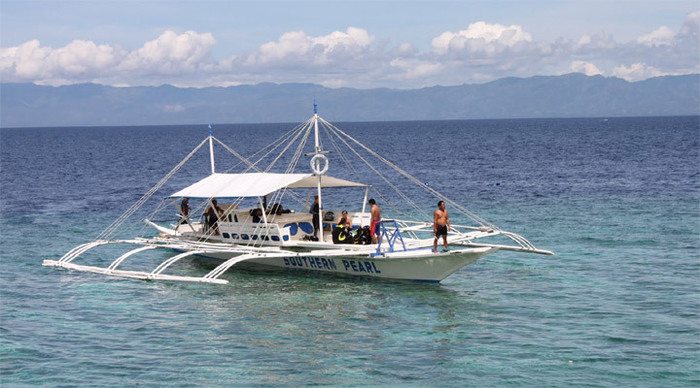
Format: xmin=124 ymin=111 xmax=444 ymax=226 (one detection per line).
xmin=1 ymin=73 xmax=698 ymax=127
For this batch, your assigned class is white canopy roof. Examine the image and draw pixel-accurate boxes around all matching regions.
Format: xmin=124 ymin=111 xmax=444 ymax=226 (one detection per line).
xmin=170 ymin=173 xmax=366 ymax=198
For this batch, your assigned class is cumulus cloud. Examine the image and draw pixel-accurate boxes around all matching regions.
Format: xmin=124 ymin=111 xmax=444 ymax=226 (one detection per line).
xmin=246 ymin=27 xmax=373 ymax=66
xmin=574 ymin=32 xmax=617 ymax=51
xmin=637 ymin=26 xmax=675 ymax=46
xmin=0 ymin=39 xmax=122 ymax=84
xmin=119 ymin=30 xmax=215 ymax=73
xmin=431 ymin=21 xmax=532 ymax=55
xmin=0 ymin=40 xmax=50 ymax=79
xmin=570 ymin=60 xmax=602 ymax=76
xmin=0 ymin=30 xmax=216 ymax=85
xmin=390 ymin=58 xmax=442 ymax=79
xmin=1 ymin=13 xmax=699 ymax=88
xmin=613 ymin=62 xmax=665 ymax=81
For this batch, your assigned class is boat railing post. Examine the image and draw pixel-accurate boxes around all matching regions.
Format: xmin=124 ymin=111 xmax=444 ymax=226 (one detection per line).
xmin=375 ymin=220 xmax=406 ymax=255
xmin=391 ymin=220 xmax=406 ymax=252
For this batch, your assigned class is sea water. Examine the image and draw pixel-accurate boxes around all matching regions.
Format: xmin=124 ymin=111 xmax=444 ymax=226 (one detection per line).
xmin=0 ymin=116 xmax=698 ymax=386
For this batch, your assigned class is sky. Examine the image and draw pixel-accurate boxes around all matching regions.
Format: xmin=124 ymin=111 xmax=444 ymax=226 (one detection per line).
xmin=1 ymin=0 xmax=698 ymax=89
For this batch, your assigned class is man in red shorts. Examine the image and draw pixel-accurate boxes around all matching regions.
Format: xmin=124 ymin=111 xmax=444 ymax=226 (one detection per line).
xmin=369 ymin=198 xmax=382 ymax=244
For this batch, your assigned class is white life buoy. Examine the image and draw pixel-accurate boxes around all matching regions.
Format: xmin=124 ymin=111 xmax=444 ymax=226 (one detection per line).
xmin=310 ymin=154 xmax=329 ymax=175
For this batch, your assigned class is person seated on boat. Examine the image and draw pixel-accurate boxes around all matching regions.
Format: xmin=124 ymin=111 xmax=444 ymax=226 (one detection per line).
xmin=332 ymin=217 xmax=353 ymax=244
xmin=204 ymin=199 xmax=224 ymax=235
xmin=341 ymin=210 xmax=352 ymax=229
xmin=177 ymin=197 xmax=190 ymax=225
xmin=369 ymin=198 xmax=382 ymax=244
xmin=267 ymin=203 xmax=284 ymax=215
xmin=310 ymin=195 xmax=320 ymax=237
xmin=251 ymin=208 xmax=263 ymax=223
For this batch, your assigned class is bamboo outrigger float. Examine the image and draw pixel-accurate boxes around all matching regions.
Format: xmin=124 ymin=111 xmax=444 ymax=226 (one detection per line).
xmin=43 ymin=106 xmax=552 ymax=284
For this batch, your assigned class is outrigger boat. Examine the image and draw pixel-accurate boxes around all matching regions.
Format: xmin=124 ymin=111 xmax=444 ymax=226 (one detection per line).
xmin=43 ymin=106 xmax=552 ymax=284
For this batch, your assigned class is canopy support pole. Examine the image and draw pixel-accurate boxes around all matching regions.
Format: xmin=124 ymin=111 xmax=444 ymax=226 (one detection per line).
xmin=209 ymin=135 xmax=216 ymax=173
xmin=313 ymin=113 xmax=324 ymax=243
xmin=258 ymin=197 xmax=269 ymax=225
xmin=360 ymin=186 xmax=370 ymax=226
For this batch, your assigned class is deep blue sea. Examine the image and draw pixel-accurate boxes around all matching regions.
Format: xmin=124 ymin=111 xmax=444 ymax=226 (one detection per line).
xmin=1 ymin=116 xmax=698 ymax=386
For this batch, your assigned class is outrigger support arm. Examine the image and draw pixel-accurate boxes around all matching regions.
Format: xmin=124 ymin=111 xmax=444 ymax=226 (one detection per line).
xmin=43 ymin=239 xmax=286 ymax=285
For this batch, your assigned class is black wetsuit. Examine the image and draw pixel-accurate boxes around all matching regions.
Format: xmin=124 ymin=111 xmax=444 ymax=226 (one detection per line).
xmin=310 ymin=202 xmax=319 ymax=235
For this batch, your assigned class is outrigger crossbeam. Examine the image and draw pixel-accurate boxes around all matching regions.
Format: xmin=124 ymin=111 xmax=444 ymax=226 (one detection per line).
xmin=42 ymin=238 xmax=286 ymax=285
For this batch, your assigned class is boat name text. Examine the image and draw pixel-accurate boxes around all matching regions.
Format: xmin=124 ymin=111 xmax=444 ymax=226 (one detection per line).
xmin=282 ymin=257 xmax=381 ymax=274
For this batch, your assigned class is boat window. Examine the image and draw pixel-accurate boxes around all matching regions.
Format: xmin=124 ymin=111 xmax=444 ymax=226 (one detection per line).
xmin=261 ymin=235 xmax=270 ymax=241
xmin=282 ymin=235 xmax=289 ymax=241
xmin=231 ymin=233 xmax=239 ymax=239
xmin=271 ymin=235 xmax=280 ymax=241
xmin=251 ymin=235 xmax=258 ymax=240
xmin=298 ymin=222 xmax=314 ymax=234
xmin=284 ymin=223 xmax=298 ymax=236
xmin=241 ymin=234 xmax=249 ymax=240
xmin=222 ymin=232 xmax=230 ymax=238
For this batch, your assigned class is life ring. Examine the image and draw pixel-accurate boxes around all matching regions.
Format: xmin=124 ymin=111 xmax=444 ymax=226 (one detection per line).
xmin=310 ymin=154 xmax=329 ymax=175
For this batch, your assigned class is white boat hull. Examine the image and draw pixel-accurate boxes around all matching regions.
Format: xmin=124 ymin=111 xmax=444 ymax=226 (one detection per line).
xmin=190 ymin=247 xmax=496 ymax=282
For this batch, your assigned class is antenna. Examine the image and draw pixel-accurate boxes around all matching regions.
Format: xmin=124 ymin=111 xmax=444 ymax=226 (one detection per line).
xmin=313 ymin=97 xmax=318 ymax=114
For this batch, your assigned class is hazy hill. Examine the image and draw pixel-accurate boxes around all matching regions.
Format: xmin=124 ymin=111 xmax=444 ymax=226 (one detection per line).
xmin=1 ymin=73 xmax=698 ymax=127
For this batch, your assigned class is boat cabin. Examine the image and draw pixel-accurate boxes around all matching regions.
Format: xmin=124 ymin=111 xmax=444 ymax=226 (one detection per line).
xmin=166 ymin=172 xmax=370 ymax=247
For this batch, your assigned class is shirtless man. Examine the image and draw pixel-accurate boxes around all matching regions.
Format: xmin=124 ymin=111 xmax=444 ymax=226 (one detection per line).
xmin=369 ymin=198 xmax=382 ymax=244
xmin=433 ymin=200 xmax=450 ymax=253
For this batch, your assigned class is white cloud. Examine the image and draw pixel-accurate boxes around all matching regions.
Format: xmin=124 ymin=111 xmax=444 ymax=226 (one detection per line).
xmin=0 ymin=30 xmax=218 ymax=85
xmin=573 ymin=32 xmax=616 ymax=51
xmin=390 ymin=58 xmax=442 ymax=79
xmin=432 ymin=21 xmax=532 ymax=55
xmin=119 ymin=30 xmax=216 ymax=73
xmin=637 ymin=26 xmax=675 ymax=46
xmin=396 ymin=42 xmax=415 ymax=56
xmin=48 ymin=40 xmax=121 ymax=75
xmin=247 ymin=27 xmax=373 ymax=66
xmin=1 ymin=12 xmax=698 ymax=89
xmin=570 ymin=60 xmax=602 ymax=76
xmin=613 ymin=62 xmax=664 ymax=81
xmin=0 ymin=40 xmax=50 ymax=79
xmin=0 ymin=39 xmax=121 ymax=82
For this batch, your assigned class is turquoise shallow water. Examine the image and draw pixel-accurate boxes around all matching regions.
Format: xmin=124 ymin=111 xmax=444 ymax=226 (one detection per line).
xmin=1 ymin=116 xmax=699 ymax=386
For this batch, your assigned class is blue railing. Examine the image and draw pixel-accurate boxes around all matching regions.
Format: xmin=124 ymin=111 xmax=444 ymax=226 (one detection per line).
xmin=373 ymin=220 xmax=406 ymax=256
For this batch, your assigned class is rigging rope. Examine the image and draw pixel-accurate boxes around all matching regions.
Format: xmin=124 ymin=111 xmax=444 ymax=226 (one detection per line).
xmin=95 ymin=137 xmax=210 ymax=241
xmin=319 ymin=116 xmax=497 ymax=229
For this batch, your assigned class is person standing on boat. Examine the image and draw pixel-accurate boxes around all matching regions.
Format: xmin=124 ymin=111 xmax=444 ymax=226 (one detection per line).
xmin=433 ymin=200 xmax=450 ymax=253
xmin=369 ymin=199 xmax=382 ymax=244
xmin=310 ymin=195 xmax=320 ymax=238
xmin=205 ymin=199 xmax=224 ymax=235
xmin=178 ymin=197 xmax=190 ymax=225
